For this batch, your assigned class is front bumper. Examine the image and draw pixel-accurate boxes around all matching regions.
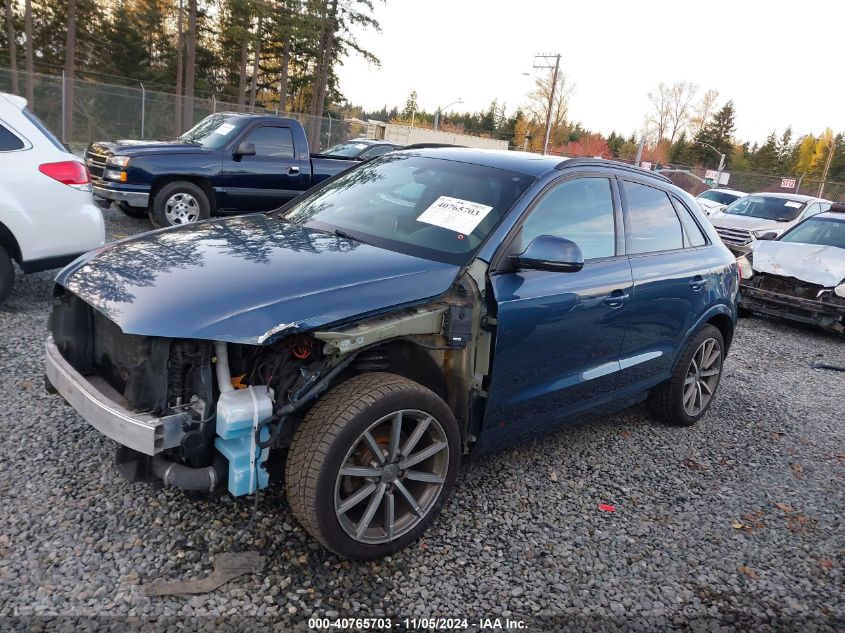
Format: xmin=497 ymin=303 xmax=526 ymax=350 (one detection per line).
xmin=740 ymin=284 xmax=845 ymax=333
xmin=45 ymin=336 xmax=188 ymax=455
xmin=92 ymin=182 xmax=150 ymax=208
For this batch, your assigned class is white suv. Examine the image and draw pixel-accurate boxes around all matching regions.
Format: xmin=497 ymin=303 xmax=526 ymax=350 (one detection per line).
xmin=0 ymin=92 xmax=105 ymax=305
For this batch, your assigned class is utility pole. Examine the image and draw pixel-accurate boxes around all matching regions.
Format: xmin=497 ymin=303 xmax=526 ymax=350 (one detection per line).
xmin=818 ymin=142 xmax=835 ymax=198
xmin=532 ymin=53 xmax=560 ymax=156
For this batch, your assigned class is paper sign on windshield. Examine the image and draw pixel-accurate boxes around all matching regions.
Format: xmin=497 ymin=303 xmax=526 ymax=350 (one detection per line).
xmin=216 ymin=123 xmax=235 ymax=136
xmin=783 ymin=201 xmax=803 ymax=208
xmin=417 ymin=196 xmax=493 ymax=235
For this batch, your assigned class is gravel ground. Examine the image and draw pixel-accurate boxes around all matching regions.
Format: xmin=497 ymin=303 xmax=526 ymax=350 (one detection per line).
xmin=1 ymin=206 xmax=843 ymax=632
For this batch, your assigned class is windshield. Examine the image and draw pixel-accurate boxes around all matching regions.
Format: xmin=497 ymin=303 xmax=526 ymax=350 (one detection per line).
xmin=723 ymin=195 xmax=806 ymax=222
xmin=779 ymin=217 xmax=845 ymax=249
xmin=178 ymin=114 xmax=240 ymax=149
xmin=699 ymin=190 xmax=741 ymax=205
xmin=282 ymin=154 xmax=535 ymax=265
xmin=322 ymin=141 xmax=371 ymax=157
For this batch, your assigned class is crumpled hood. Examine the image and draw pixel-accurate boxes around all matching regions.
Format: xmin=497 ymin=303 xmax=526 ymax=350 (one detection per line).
xmin=55 ymin=215 xmax=461 ymax=344
xmin=751 ymin=241 xmax=845 ymax=287
xmin=710 ymin=212 xmax=787 ymax=233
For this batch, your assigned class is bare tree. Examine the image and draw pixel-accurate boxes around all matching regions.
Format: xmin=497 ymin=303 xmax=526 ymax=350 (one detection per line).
xmin=182 ymin=0 xmax=197 ymax=131
xmin=645 ymin=82 xmax=671 ymax=143
xmin=64 ymin=0 xmax=77 ymax=142
xmin=689 ymin=88 xmax=719 ymax=136
xmin=249 ymin=10 xmax=263 ymax=111
xmin=4 ymin=0 xmax=18 ymax=94
xmin=24 ymin=0 xmax=33 ymax=104
xmin=524 ymin=69 xmax=575 ymax=148
xmin=174 ymin=0 xmax=184 ymax=134
xmin=666 ymin=81 xmax=698 ymax=143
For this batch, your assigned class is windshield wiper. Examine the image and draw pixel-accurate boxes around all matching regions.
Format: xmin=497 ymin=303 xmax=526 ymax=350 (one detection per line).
xmin=332 ymin=229 xmax=361 ymax=242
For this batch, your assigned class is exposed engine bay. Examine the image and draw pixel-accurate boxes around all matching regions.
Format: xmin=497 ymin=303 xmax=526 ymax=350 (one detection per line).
xmin=47 ymin=271 xmax=488 ymax=496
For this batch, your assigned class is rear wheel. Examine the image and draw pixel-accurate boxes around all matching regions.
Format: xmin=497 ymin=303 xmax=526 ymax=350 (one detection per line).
xmin=0 ymin=246 xmax=13 ymax=306
xmin=115 ymin=201 xmax=148 ymax=219
xmin=150 ymin=181 xmax=210 ymax=228
xmin=285 ymin=373 xmax=460 ymax=559
xmin=649 ymin=324 xmax=725 ymax=426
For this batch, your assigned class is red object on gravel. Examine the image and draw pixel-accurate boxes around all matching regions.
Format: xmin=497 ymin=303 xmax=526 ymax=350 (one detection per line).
xmin=598 ymin=504 xmax=616 ymax=512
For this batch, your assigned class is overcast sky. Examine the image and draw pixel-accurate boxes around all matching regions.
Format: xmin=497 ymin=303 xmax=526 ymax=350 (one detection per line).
xmin=338 ymin=0 xmax=844 ymax=144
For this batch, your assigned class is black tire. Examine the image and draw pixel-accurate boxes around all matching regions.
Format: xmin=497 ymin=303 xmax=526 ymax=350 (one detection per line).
xmin=648 ymin=324 xmax=725 ymax=426
xmin=0 ymin=246 xmax=13 ymax=307
xmin=285 ymin=373 xmax=460 ymax=560
xmin=115 ymin=201 xmax=148 ymax=219
xmin=150 ymin=181 xmax=210 ymax=228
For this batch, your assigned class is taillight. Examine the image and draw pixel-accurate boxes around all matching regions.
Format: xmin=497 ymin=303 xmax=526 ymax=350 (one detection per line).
xmin=38 ymin=161 xmax=92 ymax=191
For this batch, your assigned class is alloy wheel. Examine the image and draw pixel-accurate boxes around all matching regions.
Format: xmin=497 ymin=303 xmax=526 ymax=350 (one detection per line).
xmin=683 ymin=337 xmax=722 ymax=416
xmin=334 ymin=409 xmax=449 ymax=544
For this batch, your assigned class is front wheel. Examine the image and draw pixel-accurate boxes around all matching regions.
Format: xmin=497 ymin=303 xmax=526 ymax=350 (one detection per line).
xmin=150 ymin=181 xmax=211 ymax=228
xmin=649 ymin=324 xmax=725 ymax=426
xmin=285 ymin=373 xmax=460 ymax=560
xmin=0 ymin=246 xmax=14 ymax=306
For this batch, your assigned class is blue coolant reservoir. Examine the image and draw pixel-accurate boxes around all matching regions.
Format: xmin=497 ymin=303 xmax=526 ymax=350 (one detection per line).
xmin=214 ymin=386 xmax=274 ymax=496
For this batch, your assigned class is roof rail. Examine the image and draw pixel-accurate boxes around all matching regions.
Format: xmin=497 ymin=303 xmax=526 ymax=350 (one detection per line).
xmin=555 ymin=157 xmax=672 ymax=183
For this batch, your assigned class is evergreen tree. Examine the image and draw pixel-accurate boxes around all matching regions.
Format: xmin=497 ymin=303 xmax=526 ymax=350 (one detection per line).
xmin=692 ymin=100 xmax=736 ymax=168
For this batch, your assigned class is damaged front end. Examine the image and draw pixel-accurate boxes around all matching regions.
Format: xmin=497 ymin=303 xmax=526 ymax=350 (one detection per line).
xmin=740 ymin=272 xmax=845 ymax=334
xmin=46 ymin=270 xmax=486 ymax=497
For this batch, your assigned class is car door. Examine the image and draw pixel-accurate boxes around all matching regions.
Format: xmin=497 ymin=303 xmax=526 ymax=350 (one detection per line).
xmin=481 ymin=175 xmax=633 ymax=449
xmin=223 ymin=124 xmax=306 ymax=211
xmin=615 ymin=179 xmax=714 ymax=394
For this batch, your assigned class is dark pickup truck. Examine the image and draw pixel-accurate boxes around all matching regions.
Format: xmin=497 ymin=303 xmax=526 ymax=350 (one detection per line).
xmin=85 ymin=113 xmax=357 ymax=227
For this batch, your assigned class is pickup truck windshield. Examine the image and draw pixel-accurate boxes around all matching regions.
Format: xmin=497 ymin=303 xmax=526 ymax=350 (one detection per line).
xmin=178 ymin=114 xmax=240 ymax=149
xmin=283 ymin=154 xmax=535 ymax=265
xmin=779 ymin=217 xmax=845 ymax=249
xmin=723 ymin=195 xmax=805 ymax=222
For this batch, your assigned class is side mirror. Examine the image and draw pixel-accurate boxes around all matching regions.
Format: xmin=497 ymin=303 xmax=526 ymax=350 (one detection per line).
xmin=512 ymin=235 xmax=585 ymax=273
xmin=234 ymin=141 xmax=256 ymax=157
xmin=756 ymin=231 xmax=778 ymax=241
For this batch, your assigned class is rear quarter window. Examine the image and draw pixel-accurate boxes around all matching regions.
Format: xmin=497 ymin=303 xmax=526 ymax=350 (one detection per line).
xmin=0 ymin=122 xmax=25 ymax=151
xmin=671 ymin=197 xmax=707 ymax=247
xmin=21 ymin=108 xmax=67 ymax=152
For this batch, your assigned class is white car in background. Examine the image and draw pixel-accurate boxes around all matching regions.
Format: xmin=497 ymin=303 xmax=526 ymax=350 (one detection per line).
xmin=0 ymin=92 xmax=105 ymax=306
xmin=710 ymin=192 xmax=831 ymax=255
xmin=695 ymin=187 xmax=747 ymax=216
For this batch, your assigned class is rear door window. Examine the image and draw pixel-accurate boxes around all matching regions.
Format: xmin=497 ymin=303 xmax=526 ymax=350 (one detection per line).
xmin=622 ymin=181 xmax=684 ymax=254
xmin=0 ymin=122 xmax=25 ymax=151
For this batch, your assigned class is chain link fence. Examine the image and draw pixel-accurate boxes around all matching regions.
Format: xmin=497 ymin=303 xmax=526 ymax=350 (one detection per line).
xmin=0 ymin=67 xmax=358 ymax=152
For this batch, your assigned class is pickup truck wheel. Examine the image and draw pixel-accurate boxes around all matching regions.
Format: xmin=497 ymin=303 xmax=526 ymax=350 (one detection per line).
xmin=115 ymin=201 xmax=148 ymax=219
xmin=648 ymin=324 xmax=725 ymax=426
xmin=151 ymin=181 xmax=210 ymax=228
xmin=0 ymin=246 xmax=14 ymax=306
xmin=285 ymin=373 xmax=460 ymax=560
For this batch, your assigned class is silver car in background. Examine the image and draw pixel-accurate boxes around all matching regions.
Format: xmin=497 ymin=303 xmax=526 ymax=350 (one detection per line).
xmin=710 ymin=192 xmax=831 ymax=255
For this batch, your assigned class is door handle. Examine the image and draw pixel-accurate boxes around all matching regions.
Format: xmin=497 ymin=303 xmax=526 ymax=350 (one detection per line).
xmin=604 ymin=290 xmax=629 ymax=308
xmin=689 ymin=275 xmax=706 ymax=291
xmin=288 ymin=165 xmax=300 ymax=174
